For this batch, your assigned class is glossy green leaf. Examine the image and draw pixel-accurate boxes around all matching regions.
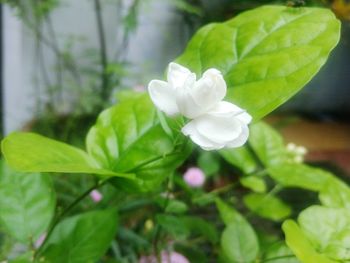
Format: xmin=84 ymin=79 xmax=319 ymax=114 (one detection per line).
xmin=240 ymin=175 xmax=266 ymax=193
xmin=165 ymin=200 xmax=188 ymax=214
xmin=243 ymin=193 xmax=291 ymax=221
xmin=177 ymin=6 xmax=340 ymax=120
xmin=86 ymin=93 xmax=191 ymax=191
xmin=249 ymin=122 xmax=286 ymax=166
xmin=1 ymin=132 xmax=133 ymax=179
xmin=268 ymin=163 xmax=332 ymax=191
xmin=0 ymin=164 xmax=55 ymax=244
xmin=221 ymin=222 xmax=259 ymax=263
xmin=298 ymin=205 xmax=350 ymax=261
xmin=282 ymin=220 xmax=337 ymax=263
xmin=40 ymin=209 xmax=118 ymax=263
xmin=319 ymin=177 xmax=350 ymax=209
xmin=220 ymin=146 xmax=257 ymax=174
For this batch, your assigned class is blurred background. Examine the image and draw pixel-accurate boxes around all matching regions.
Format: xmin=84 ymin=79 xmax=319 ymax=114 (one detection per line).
xmin=1 ymin=0 xmax=350 ymax=172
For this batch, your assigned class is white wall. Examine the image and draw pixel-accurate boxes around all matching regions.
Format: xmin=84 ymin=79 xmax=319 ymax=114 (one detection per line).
xmin=2 ymin=0 xmax=187 ymax=134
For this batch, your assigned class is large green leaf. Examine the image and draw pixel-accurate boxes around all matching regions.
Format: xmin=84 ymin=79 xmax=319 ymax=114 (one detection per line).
xmin=298 ymin=205 xmax=350 ymax=261
xmin=282 ymin=220 xmax=336 ymax=263
xmin=0 ymin=163 xmax=55 ymax=244
xmin=1 ymin=132 xmax=133 ymax=179
xmin=268 ymin=163 xmax=332 ymax=192
xmin=177 ymin=6 xmax=340 ymax=120
xmin=249 ymin=122 xmax=286 ymax=166
xmin=243 ymin=193 xmax=291 ymax=221
xmin=40 ymin=209 xmax=118 ymax=263
xmin=86 ymin=93 xmax=191 ymax=191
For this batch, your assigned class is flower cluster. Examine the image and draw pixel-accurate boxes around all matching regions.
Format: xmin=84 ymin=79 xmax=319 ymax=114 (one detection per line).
xmin=286 ymin=142 xmax=308 ymax=163
xmin=148 ymin=63 xmax=252 ymax=150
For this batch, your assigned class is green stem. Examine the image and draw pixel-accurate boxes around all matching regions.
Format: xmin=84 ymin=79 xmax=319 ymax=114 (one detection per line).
xmin=34 ymin=179 xmax=108 ymax=259
xmin=261 ymin=254 xmax=295 ymax=262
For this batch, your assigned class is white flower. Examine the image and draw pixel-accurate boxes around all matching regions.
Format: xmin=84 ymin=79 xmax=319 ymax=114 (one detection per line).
xmin=147 ymin=62 xmax=252 ymax=151
xmin=148 ymin=63 xmax=226 ymax=118
xmin=286 ymin=142 xmax=308 ymax=163
xmin=182 ymin=102 xmax=251 ymax=150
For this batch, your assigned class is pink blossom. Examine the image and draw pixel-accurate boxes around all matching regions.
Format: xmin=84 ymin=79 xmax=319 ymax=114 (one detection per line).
xmin=90 ymin=189 xmax=103 ymax=203
xmin=139 ymin=251 xmax=189 ymax=263
xmin=183 ymin=167 xmax=205 ymax=188
xmin=35 ymin=233 xmax=46 ymax=248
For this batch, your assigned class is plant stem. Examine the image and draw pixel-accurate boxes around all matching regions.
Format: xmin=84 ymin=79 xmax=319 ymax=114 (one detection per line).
xmin=94 ymin=0 xmax=110 ymax=101
xmin=261 ymin=254 xmax=295 ymax=262
xmin=34 ymin=179 xmax=108 ymax=259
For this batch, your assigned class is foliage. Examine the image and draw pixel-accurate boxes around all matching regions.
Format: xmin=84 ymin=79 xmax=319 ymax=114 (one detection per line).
xmin=0 ymin=4 xmax=346 ymax=263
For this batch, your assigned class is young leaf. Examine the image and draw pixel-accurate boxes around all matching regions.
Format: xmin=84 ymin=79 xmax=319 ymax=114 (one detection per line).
xmin=298 ymin=205 xmax=350 ymax=261
xmin=243 ymin=193 xmax=291 ymax=221
xmin=1 ymin=132 xmax=133 ymax=179
xmin=0 ymin=164 xmax=55 ymax=244
xmin=39 ymin=209 xmax=118 ymax=263
xmin=86 ymin=93 xmax=191 ymax=192
xmin=283 ymin=220 xmax=337 ymax=263
xmin=240 ymin=175 xmax=266 ymax=193
xmin=177 ymin=6 xmax=340 ymax=120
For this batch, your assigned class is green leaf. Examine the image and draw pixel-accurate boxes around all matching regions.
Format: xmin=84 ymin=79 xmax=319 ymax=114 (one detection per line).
xmin=298 ymin=205 xmax=350 ymax=261
xmin=165 ymin=200 xmax=188 ymax=214
xmin=319 ymin=177 xmax=350 ymax=209
xmin=177 ymin=6 xmax=340 ymax=120
xmin=221 ymin=223 xmax=259 ymax=263
xmin=243 ymin=193 xmax=291 ymax=221
xmin=263 ymin=242 xmax=299 ymax=263
xmin=220 ymin=146 xmax=257 ymax=174
xmin=1 ymin=132 xmax=133 ymax=179
xmin=40 ymin=209 xmax=118 ymax=263
xmin=0 ymin=164 xmax=55 ymax=244
xmin=86 ymin=93 xmax=191 ymax=192
xmin=197 ymin=151 xmax=220 ymax=176
xmin=240 ymin=175 xmax=266 ymax=193
xmin=268 ymin=163 xmax=332 ymax=191
xmin=282 ymin=220 xmax=337 ymax=263
xmin=215 ymin=198 xmax=245 ymax=225
xmin=249 ymin=122 xmax=286 ymax=166
xmin=156 ymin=214 xmax=190 ymax=240
xmin=181 ymin=216 xmax=219 ymax=244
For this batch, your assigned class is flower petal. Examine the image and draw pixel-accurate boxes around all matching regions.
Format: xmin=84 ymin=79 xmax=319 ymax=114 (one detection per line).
xmin=194 ymin=114 xmax=242 ymax=144
xmin=208 ymin=101 xmax=252 ymax=124
xmin=225 ymin=124 xmax=249 ymax=148
xmin=148 ymin=80 xmax=179 ymax=116
xmin=182 ymin=121 xmax=223 ymax=150
xmin=190 ymin=68 xmax=227 ymax=109
xmin=167 ymin=62 xmax=194 ymax=89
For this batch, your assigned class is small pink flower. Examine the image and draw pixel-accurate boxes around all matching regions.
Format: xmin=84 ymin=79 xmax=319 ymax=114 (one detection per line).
xmin=183 ymin=167 xmax=205 ymax=188
xmin=35 ymin=233 xmax=46 ymax=248
xmin=139 ymin=251 xmax=189 ymax=263
xmin=90 ymin=189 xmax=103 ymax=203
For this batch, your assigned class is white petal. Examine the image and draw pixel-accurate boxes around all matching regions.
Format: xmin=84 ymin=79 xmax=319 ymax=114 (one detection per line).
xmin=208 ymin=101 xmax=252 ymax=124
xmin=189 ymin=68 xmax=226 ymax=109
xmin=167 ymin=62 xmax=194 ymax=89
xmin=225 ymin=124 xmax=250 ymax=148
xmin=182 ymin=121 xmax=223 ymax=150
xmin=194 ymin=114 xmax=242 ymax=144
xmin=148 ymin=80 xmax=179 ymax=116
